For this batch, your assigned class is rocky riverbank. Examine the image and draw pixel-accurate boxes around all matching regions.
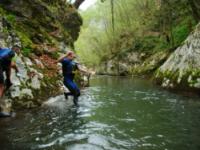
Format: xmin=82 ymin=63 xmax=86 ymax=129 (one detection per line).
xmin=97 ymin=50 xmax=170 ymax=76
xmin=0 ymin=0 xmax=83 ymax=112
xmin=97 ymin=22 xmax=200 ymax=93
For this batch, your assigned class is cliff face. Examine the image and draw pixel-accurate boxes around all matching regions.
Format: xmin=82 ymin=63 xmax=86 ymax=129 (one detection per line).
xmin=0 ymin=0 xmax=82 ymax=49
xmin=0 ymin=0 xmax=82 ymax=109
xmin=155 ymin=23 xmax=200 ymax=90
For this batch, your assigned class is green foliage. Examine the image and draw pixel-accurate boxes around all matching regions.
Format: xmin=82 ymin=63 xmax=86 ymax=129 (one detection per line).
xmin=22 ymin=47 xmax=32 ymax=57
xmin=75 ymin=0 xmax=197 ymax=66
xmin=16 ymin=31 xmax=33 ymax=48
xmin=6 ymin=14 xmax=16 ymax=23
xmin=135 ymin=36 xmax=160 ymax=52
xmin=173 ymin=17 xmax=195 ymax=46
xmin=173 ymin=24 xmax=190 ymax=46
xmin=0 ymin=7 xmax=5 ymax=14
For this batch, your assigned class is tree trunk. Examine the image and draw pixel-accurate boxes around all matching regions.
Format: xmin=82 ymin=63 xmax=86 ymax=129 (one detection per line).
xmin=74 ymin=0 xmax=85 ymax=9
xmin=111 ymin=0 xmax=114 ymax=32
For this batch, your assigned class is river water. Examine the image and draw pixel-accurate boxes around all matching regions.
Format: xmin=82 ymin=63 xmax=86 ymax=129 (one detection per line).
xmin=0 ymin=76 xmax=200 ymax=150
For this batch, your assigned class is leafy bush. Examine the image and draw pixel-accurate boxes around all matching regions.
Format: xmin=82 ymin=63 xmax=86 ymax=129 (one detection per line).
xmin=75 ymin=0 xmax=197 ymax=66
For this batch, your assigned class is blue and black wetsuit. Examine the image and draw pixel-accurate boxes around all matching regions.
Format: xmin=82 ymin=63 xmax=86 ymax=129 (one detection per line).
xmin=61 ymin=58 xmax=80 ymax=105
xmin=0 ymin=48 xmax=15 ymax=85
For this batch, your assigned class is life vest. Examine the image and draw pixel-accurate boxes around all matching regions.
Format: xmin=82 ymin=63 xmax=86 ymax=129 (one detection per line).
xmin=0 ymin=48 xmax=15 ymax=61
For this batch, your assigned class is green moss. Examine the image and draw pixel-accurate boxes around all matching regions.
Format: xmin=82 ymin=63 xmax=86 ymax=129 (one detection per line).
xmin=0 ymin=7 xmax=5 ymax=14
xmin=6 ymin=14 xmax=16 ymax=24
xmin=22 ymin=47 xmax=32 ymax=57
xmin=155 ymin=68 xmax=200 ymax=89
xmin=16 ymin=31 xmax=33 ymax=48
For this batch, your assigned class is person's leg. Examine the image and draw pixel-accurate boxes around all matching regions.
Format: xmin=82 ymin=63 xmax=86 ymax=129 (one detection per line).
xmin=0 ymin=84 xmax=4 ymax=98
xmin=64 ymin=92 xmax=73 ymax=100
xmin=5 ymin=65 xmax=12 ymax=90
xmin=63 ymin=79 xmax=74 ymax=100
xmin=64 ymin=79 xmax=80 ymax=105
xmin=71 ymin=82 xmax=80 ymax=106
xmin=0 ymin=65 xmax=4 ymax=98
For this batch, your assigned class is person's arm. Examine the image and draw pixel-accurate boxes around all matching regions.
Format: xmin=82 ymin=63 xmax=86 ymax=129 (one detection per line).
xmin=56 ymin=55 xmax=67 ymax=63
xmin=78 ymin=66 xmax=89 ymax=74
xmin=77 ymin=64 xmax=95 ymax=75
xmin=11 ymin=56 xmax=19 ymax=73
xmin=11 ymin=62 xmax=19 ymax=73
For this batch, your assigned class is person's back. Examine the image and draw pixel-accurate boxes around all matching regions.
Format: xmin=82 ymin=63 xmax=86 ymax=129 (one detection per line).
xmin=0 ymin=48 xmax=15 ymax=66
xmin=61 ymin=58 xmax=78 ymax=81
xmin=0 ymin=46 xmax=17 ymax=99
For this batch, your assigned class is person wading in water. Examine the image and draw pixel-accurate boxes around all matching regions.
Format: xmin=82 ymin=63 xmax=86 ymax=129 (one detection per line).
xmin=0 ymin=45 xmax=20 ymax=98
xmin=57 ymin=50 xmax=91 ymax=106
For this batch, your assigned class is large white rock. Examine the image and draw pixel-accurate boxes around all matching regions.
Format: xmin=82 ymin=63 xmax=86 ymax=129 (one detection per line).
xmin=156 ymin=23 xmax=200 ymax=88
xmin=16 ymin=55 xmax=29 ymax=82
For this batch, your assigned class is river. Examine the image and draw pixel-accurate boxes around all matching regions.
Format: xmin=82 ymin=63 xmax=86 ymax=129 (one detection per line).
xmin=0 ymin=76 xmax=200 ymax=150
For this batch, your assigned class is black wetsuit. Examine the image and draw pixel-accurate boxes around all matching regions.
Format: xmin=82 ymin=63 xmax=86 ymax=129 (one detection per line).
xmin=61 ymin=58 xmax=80 ymax=105
xmin=0 ymin=48 xmax=15 ymax=86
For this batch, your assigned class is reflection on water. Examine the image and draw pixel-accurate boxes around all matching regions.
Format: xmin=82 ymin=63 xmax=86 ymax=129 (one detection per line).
xmin=0 ymin=76 xmax=200 ymax=150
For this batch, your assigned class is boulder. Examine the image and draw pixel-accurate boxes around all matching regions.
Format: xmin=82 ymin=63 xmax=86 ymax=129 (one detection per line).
xmin=155 ymin=23 xmax=200 ymax=89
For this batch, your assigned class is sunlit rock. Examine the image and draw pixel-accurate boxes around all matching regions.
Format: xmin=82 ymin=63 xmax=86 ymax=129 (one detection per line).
xmin=15 ymin=55 xmax=28 ymax=82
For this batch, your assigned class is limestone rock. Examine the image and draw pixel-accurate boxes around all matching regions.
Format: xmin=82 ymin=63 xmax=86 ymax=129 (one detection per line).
xmin=155 ymin=23 xmax=200 ymax=89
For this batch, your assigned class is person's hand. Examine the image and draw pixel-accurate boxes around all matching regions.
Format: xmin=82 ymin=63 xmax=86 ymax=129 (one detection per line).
xmin=90 ymin=71 xmax=95 ymax=75
xmin=87 ymin=71 xmax=95 ymax=76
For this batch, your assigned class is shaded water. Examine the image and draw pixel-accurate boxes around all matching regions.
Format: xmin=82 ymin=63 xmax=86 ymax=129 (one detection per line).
xmin=0 ymin=76 xmax=200 ymax=150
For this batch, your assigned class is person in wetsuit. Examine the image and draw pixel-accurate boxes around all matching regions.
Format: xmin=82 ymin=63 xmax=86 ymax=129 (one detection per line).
xmin=57 ymin=51 xmax=81 ymax=106
xmin=0 ymin=45 xmax=20 ymax=98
